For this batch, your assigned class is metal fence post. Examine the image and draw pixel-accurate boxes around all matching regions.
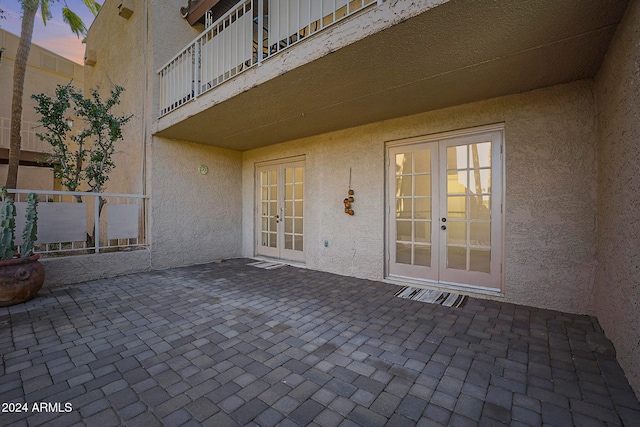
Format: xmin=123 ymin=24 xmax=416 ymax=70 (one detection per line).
xmin=94 ymin=195 xmax=100 ymax=254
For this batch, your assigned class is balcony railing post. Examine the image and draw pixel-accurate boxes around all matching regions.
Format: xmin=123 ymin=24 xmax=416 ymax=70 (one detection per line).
xmin=258 ymin=0 xmax=264 ymax=65
xmin=194 ymin=40 xmax=200 ymax=98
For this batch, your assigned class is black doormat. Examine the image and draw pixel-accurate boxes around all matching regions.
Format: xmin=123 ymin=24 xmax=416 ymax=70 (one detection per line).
xmin=394 ymin=286 xmax=468 ymax=308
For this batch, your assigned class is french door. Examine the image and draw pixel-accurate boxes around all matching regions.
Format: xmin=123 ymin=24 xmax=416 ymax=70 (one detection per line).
xmin=255 ymin=159 xmax=305 ymax=262
xmin=387 ymin=127 xmax=503 ymax=291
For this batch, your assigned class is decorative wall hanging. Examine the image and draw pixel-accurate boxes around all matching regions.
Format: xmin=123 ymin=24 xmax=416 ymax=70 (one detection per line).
xmin=343 ymin=168 xmax=355 ymax=215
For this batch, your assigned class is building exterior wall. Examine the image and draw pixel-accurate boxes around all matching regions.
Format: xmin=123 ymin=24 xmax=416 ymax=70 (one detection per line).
xmin=0 ymin=29 xmax=84 ymax=121
xmin=242 ymin=80 xmax=597 ymax=315
xmin=594 ymin=1 xmax=640 ymax=398
xmin=0 ymin=29 xmax=84 ymax=190
xmin=0 ymin=165 xmax=52 ymax=191
xmin=84 ymin=0 xmax=147 ymax=195
xmin=150 ymin=137 xmax=242 ymax=268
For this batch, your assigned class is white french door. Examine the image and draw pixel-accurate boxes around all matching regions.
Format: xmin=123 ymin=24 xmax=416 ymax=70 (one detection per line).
xmin=255 ymin=159 xmax=305 ymax=262
xmin=387 ymin=126 xmax=503 ymax=291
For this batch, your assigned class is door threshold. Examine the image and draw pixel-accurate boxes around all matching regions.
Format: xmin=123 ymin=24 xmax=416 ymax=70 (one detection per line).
xmin=384 ymin=275 xmax=503 ymax=298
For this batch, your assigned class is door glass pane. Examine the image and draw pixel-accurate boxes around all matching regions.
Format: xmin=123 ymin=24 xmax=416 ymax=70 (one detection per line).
xmin=262 ymin=232 xmax=268 ymax=246
xmin=396 ymin=221 xmax=412 ymax=241
xmin=270 ymin=185 xmax=277 ymax=199
xmin=285 ymin=168 xmax=293 ymax=183
xmin=294 ymin=235 xmax=303 ymax=251
xmin=396 ymin=199 xmax=412 ymax=219
xmin=285 ymin=201 xmax=293 ymax=216
xmin=414 ymin=198 xmax=431 ymax=220
xmin=447 ymin=171 xmax=468 ymax=194
xmin=470 ymin=249 xmax=491 ymax=273
xmin=470 ymin=196 xmax=491 ymax=220
xmin=285 ymin=219 xmax=293 ymax=233
xmin=261 ymin=217 xmax=268 ymax=232
xmin=414 ymin=221 xmax=431 ymax=243
xmin=261 ymin=171 xmax=268 ymax=184
xmin=269 ymin=217 xmax=277 ymax=232
xmin=470 ymin=142 xmax=491 ymax=168
xmin=295 ymin=167 xmax=304 ymax=182
xmin=448 ymin=221 xmax=466 ymax=245
xmin=294 ymin=201 xmax=303 ymax=215
xmin=261 ymin=187 xmax=268 ymax=200
xmin=447 ymin=246 xmax=466 ymax=270
xmin=269 ymin=202 xmax=277 ymax=216
xmin=396 ymin=176 xmax=412 ymax=197
xmin=395 ymin=153 xmax=412 ymax=175
xmin=285 ymin=233 xmax=293 ymax=249
xmin=396 ymin=243 xmax=412 ymax=264
xmin=269 ymin=170 xmax=277 ymax=184
xmin=470 ymin=222 xmax=490 ymax=246
xmin=294 ymin=183 xmax=303 ymax=198
xmin=415 ymin=175 xmax=431 ymax=197
xmin=469 ymin=169 xmax=491 ymax=195
xmin=414 ymin=150 xmax=430 ymax=173
xmin=414 ymin=245 xmax=430 ymax=267
xmin=269 ymin=232 xmax=277 ymax=248
xmin=447 ymin=145 xmax=467 ymax=169
xmin=294 ymin=218 xmax=303 ymax=233
xmin=447 ymin=196 xmax=466 ymax=219
xmin=285 ymin=184 xmax=293 ymax=199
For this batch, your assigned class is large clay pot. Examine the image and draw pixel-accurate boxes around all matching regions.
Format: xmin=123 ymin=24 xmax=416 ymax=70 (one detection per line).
xmin=0 ymin=254 xmax=45 ymax=307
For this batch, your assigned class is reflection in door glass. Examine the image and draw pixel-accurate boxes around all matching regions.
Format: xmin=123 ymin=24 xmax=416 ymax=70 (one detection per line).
xmin=445 ymin=142 xmax=493 ymax=273
xmin=284 ymin=167 xmax=304 ymax=251
xmin=394 ymin=149 xmax=432 ymax=268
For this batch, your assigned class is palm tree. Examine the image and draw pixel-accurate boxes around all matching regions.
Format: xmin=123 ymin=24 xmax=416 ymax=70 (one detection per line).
xmin=6 ymin=0 xmax=100 ymax=189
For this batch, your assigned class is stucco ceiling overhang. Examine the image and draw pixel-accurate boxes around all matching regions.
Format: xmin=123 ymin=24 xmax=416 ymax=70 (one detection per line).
xmin=154 ymin=0 xmax=629 ymax=151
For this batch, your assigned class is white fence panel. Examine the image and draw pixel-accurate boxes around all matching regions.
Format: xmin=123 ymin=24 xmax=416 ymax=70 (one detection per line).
xmin=5 ymin=190 xmax=148 ymax=256
xmin=15 ymin=202 xmax=87 ymax=245
xmin=107 ymin=204 xmax=139 ymax=240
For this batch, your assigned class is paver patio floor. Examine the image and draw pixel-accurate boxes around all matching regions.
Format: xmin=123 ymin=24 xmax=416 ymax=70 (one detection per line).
xmin=1 ymin=258 xmax=639 ymax=426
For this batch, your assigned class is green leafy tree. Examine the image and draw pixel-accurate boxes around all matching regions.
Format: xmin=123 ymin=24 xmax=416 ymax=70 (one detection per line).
xmin=33 ymin=83 xmax=132 ymax=246
xmin=33 ymin=83 xmax=132 ymax=196
xmin=6 ymin=0 xmax=100 ymax=190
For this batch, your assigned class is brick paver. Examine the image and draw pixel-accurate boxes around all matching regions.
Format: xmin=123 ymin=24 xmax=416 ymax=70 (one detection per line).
xmin=1 ymin=258 xmax=638 ymax=426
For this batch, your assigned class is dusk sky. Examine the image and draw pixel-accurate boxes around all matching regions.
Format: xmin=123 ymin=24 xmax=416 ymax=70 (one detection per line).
xmin=1 ymin=0 xmax=99 ymax=64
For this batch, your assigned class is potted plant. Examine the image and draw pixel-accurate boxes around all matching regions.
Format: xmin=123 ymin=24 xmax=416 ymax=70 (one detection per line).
xmin=0 ymin=191 xmax=44 ymax=307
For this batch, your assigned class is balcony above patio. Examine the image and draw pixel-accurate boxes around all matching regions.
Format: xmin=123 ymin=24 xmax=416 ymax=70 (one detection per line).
xmin=154 ymin=0 xmax=629 ymax=151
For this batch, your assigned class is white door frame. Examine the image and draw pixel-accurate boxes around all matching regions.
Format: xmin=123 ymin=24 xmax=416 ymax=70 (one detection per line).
xmin=386 ymin=124 xmax=505 ymax=293
xmin=255 ymin=156 xmax=306 ymax=262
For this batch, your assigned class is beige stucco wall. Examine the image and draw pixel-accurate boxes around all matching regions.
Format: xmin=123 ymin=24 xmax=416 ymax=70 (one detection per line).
xmin=0 ymin=165 xmax=52 ymax=190
xmin=242 ymin=80 xmax=598 ymax=315
xmin=41 ymin=250 xmax=152 ymax=288
xmin=0 ymin=29 xmax=84 ymax=122
xmin=84 ymin=0 xmax=204 ymax=197
xmin=150 ymin=137 xmax=242 ymax=268
xmin=84 ymin=0 xmax=148 ymax=195
xmin=594 ymin=1 xmax=640 ymax=398
xmin=0 ymin=29 xmax=83 ymax=191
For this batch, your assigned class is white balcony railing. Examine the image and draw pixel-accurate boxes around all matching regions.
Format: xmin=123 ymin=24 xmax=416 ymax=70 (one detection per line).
xmin=5 ymin=189 xmax=148 ymax=257
xmin=159 ymin=0 xmax=379 ymax=116
xmin=0 ymin=118 xmax=54 ymax=155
